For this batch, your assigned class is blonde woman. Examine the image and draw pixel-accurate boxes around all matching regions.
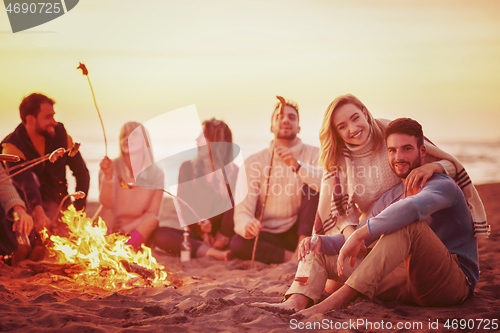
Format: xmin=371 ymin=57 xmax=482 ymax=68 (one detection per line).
xmin=99 ymin=121 xmax=164 ymax=249
xmin=313 ymin=94 xmax=467 ymax=241
xmin=312 ymin=94 xmax=489 ymax=294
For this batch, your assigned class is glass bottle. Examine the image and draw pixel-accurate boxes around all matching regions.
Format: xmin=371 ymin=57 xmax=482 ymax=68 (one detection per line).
xmin=13 ymin=211 xmax=31 ymax=251
xmin=295 ymin=234 xmax=319 ymax=284
xmin=180 ymin=227 xmax=191 ymax=262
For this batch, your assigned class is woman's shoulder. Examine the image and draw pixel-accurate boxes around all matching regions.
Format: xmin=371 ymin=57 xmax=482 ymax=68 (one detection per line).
xmin=375 ymin=118 xmax=392 ymax=127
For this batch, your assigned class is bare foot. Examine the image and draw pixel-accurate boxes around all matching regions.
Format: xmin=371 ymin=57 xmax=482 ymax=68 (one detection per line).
xmin=296 ymin=285 xmax=360 ymax=316
xmin=251 ymin=294 xmax=309 ymax=312
xmin=206 ymin=248 xmax=230 ymax=261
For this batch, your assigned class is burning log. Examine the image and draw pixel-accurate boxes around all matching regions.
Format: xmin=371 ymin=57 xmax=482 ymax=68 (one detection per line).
xmin=24 ymin=262 xmax=87 ymax=277
xmin=39 ymin=205 xmax=170 ymax=290
xmin=120 ymin=260 xmax=156 ymax=282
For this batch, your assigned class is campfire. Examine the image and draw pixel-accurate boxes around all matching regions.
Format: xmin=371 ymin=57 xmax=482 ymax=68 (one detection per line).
xmin=40 ymin=206 xmax=169 ymax=290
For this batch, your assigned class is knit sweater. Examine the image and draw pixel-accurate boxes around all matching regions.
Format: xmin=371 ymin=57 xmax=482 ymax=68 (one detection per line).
xmin=315 ymin=119 xmax=458 ymax=236
xmin=234 ymin=138 xmax=322 ymax=238
xmin=99 ymin=164 xmax=164 ymax=231
xmin=345 ymin=132 xmax=401 ymax=221
xmin=0 ymin=164 xmax=26 ymax=219
xmin=1 ymin=123 xmax=90 ymax=211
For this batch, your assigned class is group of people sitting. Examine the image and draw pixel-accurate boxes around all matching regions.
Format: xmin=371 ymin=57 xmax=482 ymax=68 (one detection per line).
xmin=0 ymin=91 xmax=488 ymax=313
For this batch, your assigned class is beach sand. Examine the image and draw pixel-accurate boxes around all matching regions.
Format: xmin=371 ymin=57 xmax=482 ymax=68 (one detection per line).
xmin=0 ymin=183 xmax=499 ymax=332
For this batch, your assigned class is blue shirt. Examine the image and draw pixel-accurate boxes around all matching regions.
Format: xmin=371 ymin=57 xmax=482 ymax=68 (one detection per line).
xmin=320 ymin=173 xmax=479 ymax=291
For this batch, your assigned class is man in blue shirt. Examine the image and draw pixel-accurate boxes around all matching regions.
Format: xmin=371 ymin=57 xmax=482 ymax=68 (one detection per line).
xmin=253 ymin=118 xmax=479 ymax=314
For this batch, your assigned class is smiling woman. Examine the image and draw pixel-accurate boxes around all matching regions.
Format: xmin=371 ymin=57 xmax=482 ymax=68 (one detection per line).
xmin=314 ymin=94 xmax=457 ymax=239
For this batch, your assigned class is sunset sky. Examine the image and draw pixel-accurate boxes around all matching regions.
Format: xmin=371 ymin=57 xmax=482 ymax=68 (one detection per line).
xmin=1 ymin=0 xmax=499 ymax=159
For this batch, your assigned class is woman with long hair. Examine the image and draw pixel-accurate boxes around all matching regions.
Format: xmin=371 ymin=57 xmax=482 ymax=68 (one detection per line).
xmin=315 ymin=94 xmax=486 ymax=240
xmin=154 ymin=118 xmax=237 ymax=260
xmin=98 ymin=121 xmax=164 ymax=249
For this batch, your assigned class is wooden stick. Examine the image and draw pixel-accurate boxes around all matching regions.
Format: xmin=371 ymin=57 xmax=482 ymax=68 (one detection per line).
xmin=78 ymin=62 xmax=108 ymax=157
xmin=0 ymin=147 xmax=70 ymax=185
xmin=250 ymin=96 xmax=286 ymax=268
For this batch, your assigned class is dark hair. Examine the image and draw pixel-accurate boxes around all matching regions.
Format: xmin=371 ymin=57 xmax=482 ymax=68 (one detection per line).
xmin=271 ymin=98 xmax=299 ymax=123
xmin=201 ymin=118 xmax=233 ymax=169
xmin=202 ymin=118 xmax=232 ymax=144
xmin=385 ymin=118 xmax=424 ymax=147
xmin=19 ymin=93 xmax=55 ymax=124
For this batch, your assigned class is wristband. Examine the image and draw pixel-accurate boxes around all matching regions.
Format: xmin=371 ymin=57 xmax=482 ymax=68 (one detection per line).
xmin=294 ymin=160 xmax=302 ymax=173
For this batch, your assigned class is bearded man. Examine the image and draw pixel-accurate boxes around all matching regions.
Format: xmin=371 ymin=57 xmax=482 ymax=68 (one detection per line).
xmin=230 ymin=98 xmax=323 ymax=264
xmin=253 ymin=118 xmax=479 ymax=314
xmin=1 ymin=93 xmax=89 ymax=232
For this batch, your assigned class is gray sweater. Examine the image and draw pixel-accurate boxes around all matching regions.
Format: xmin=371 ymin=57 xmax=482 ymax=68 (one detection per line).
xmin=234 ymin=139 xmax=322 ymax=238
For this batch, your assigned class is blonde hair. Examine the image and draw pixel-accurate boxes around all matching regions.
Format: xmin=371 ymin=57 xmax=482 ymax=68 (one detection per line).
xmin=116 ymin=121 xmax=162 ymax=188
xmin=318 ymin=94 xmax=385 ymax=172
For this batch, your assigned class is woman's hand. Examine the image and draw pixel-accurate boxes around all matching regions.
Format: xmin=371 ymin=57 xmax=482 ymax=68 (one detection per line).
xmin=404 ymin=162 xmax=442 ymax=193
xmin=100 ymin=156 xmax=114 ymax=180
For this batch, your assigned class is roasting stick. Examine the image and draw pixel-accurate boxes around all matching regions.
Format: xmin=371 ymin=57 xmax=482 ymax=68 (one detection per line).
xmin=51 ymin=191 xmax=86 ymax=225
xmin=77 ymin=62 xmax=109 ymax=221
xmin=120 ymin=179 xmax=203 ymax=223
xmin=77 ymin=62 xmax=108 ymax=157
xmin=0 ymin=144 xmax=80 ymax=185
xmin=250 ymin=96 xmax=286 ymax=269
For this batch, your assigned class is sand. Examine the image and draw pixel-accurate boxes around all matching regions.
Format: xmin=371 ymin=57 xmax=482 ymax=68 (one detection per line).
xmin=0 ymin=183 xmax=499 ymax=332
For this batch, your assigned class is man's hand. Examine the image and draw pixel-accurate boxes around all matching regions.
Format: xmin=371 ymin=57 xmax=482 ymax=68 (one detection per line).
xmin=12 ymin=206 xmax=33 ymax=236
xmin=275 ymin=147 xmax=299 ymax=170
xmin=337 ymin=229 xmax=367 ymax=277
xmin=100 ymin=156 xmax=114 ymax=180
xmin=298 ymin=235 xmax=321 ymax=261
xmin=405 ymin=163 xmax=441 ymax=193
xmin=198 ymin=219 xmax=212 ymax=234
xmin=244 ymin=218 xmax=262 ymax=238
xmin=32 ymin=205 xmax=50 ymax=233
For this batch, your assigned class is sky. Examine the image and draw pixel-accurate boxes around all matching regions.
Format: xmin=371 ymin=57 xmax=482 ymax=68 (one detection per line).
xmin=1 ymin=0 xmax=500 ymax=160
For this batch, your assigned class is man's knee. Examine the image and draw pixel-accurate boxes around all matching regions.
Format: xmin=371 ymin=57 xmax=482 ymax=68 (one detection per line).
xmin=230 ymin=235 xmax=252 ymax=259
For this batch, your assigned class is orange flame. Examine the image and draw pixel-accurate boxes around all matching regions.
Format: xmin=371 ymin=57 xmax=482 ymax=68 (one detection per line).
xmin=41 ymin=206 xmax=169 ymax=290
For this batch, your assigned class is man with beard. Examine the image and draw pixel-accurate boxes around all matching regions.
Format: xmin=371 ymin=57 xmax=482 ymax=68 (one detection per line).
xmin=1 ymin=93 xmax=89 ymax=233
xmin=230 ymin=99 xmax=323 ymax=264
xmin=253 ymin=118 xmax=479 ymax=313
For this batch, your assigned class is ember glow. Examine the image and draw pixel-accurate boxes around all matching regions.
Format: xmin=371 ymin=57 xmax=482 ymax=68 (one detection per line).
xmin=41 ymin=206 xmax=169 ymax=290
